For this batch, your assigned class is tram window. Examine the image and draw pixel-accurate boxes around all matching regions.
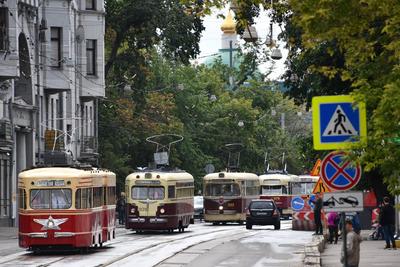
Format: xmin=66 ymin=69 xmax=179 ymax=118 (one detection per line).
xmin=76 ymin=189 xmax=81 ymax=209
xmin=88 ymin=188 xmax=93 ymax=208
xmin=176 ymin=188 xmax=194 ymax=198
xmin=80 ymin=188 xmax=93 ymax=209
xmin=103 ymin=187 xmax=107 ymax=205
xmin=93 ymin=187 xmax=103 ymax=207
xmin=168 ymin=186 xmax=175 ymax=199
xmin=261 ymin=185 xmax=287 ymax=195
xmin=131 ymin=186 xmax=165 ymax=200
xmin=30 ymin=189 xmax=72 ymax=209
xmin=205 ymin=183 xmax=240 ymax=197
xmin=107 ymin=186 xmax=116 ymax=205
xmin=19 ymin=189 xmax=26 ymax=209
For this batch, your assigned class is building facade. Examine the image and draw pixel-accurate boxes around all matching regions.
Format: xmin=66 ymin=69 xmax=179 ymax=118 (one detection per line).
xmin=0 ymin=0 xmax=105 ymax=226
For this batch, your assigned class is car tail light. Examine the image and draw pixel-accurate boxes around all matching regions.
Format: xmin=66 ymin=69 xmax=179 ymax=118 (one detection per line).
xmin=246 ymin=209 xmax=250 ymax=216
xmin=273 ymin=209 xmax=279 ymax=216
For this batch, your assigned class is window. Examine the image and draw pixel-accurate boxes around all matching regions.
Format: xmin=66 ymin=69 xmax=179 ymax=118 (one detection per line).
xmin=107 ymin=186 xmax=116 ymax=205
xmin=131 ymin=186 xmax=164 ymax=200
xmin=176 ymin=188 xmax=194 ymax=198
xmin=245 ymin=181 xmax=259 ymax=196
xmin=0 ymin=8 xmax=9 ymax=51
xmin=168 ymin=186 xmax=175 ymax=199
xmin=30 ymin=189 xmax=72 ymax=209
xmin=205 ymin=183 xmax=240 ymax=197
xmin=75 ymin=188 xmax=92 ymax=209
xmin=19 ymin=189 xmax=26 ymax=209
xmin=86 ymin=0 xmax=96 ymax=10
xmin=250 ymin=201 xmax=274 ymax=210
xmin=50 ymin=27 xmax=62 ymax=68
xmin=86 ymin=39 xmax=96 ymax=75
xmin=93 ymin=187 xmax=103 ymax=207
xmin=261 ymin=185 xmax=287 ymax=195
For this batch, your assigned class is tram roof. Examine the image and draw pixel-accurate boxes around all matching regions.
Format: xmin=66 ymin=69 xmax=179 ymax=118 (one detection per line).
xmin=19 ymin=167 xmax=115 ymax=179
xmin=259 ymin=173 xmax=298 ymax=182
xmin=298 ymin=175 xmax=319 ymax=182
xmin=203 ymin=172 xmax=258 ymax=180
xmin=126 ymin=170 xmax=194 ymax=181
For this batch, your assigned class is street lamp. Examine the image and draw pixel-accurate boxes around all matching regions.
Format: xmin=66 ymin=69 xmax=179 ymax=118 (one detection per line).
xmin=240 ymin=0 xmax=283 ymax=60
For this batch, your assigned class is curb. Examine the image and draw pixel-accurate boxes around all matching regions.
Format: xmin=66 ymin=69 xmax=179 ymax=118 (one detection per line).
xmin=303 ymin=235 xmax=326 ymax=266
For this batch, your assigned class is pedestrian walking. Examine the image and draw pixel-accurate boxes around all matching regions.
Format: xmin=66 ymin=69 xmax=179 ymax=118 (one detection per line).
xmin=117 ymin=192 xmax=126 ymax=225
xmin=379 ymin=196 xmax=396 ymax=249
xmin=311 ymin=192 xmax=323 ymax=235
xmin=327 ymin=212 xmax=339 ymax=244
xmin=341 ymin=219 xmax=362 ymax=267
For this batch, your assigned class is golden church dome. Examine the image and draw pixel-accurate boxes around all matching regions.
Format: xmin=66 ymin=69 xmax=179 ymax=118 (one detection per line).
xmin=220 ymin=11 xmax=236 ymax=34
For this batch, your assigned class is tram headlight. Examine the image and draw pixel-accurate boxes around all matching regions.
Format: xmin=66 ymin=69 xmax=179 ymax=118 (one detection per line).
xmin=160 ymin=208 xmax=165 ymax=214
xmin=130 ymin=208 xmax=136 ymax=214
xmin=219 ymin=205 xmax=224 ymax=211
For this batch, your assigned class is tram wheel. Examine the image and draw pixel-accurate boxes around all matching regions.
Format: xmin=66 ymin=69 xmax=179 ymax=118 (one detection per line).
xmin=222 ymin=222 xmax=227 ymax=225
xmin=212 ymin=222 xmax=219 ymax=226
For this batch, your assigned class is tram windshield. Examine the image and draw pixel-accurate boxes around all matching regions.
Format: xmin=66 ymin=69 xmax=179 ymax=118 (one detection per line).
xmin=291 ymin=182 xmax=315 ymax=195
xmin=131 ymin=186 xmax=165 ymax=200
xmin=205 ymin=183 xmax=240 ymax=197
xmin=261 ymin=185 xmax=287 ymax=195
xmin=30 ymin=189 xmax=72 ymax=209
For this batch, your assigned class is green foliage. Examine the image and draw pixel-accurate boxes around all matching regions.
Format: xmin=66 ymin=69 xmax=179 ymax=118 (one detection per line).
xmin=100 ymin=52 xmax=312 ymax=192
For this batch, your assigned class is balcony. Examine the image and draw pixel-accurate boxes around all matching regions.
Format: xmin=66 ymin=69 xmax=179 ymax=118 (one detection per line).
xmin=0 ymin=119 xmax=13 ymax=151
xmin=79 ymin=136 xmax=98 ymax=165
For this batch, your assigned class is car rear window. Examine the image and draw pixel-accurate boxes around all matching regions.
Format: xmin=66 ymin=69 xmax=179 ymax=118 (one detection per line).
xmin=251 ymin=201 xmax=274 ymax=209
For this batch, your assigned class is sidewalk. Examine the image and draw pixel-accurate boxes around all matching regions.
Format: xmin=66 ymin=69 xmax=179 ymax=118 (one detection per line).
xmin=321 ymin=231 xmax=399 ymax=267
xmin=0 ymin=227 xmax=23 ymax=256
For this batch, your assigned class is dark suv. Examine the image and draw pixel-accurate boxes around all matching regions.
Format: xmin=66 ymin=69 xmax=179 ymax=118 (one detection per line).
xmin=246 ymin=200 xmax=280 ymax=230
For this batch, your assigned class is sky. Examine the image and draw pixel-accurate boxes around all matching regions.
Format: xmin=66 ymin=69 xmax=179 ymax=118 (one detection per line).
xmin=197 ymin=7 xmax=288 ymax=81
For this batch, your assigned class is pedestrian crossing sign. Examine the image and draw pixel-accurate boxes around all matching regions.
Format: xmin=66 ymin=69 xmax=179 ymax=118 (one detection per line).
xmin=312 ymin=95 xmax=367 ymax=150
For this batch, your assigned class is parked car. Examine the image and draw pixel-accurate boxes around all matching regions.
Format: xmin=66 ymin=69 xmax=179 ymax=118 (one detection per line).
xmin=246 ymin=199 xmax=280 ymax=230
xmin=194 ymin=196 xmax=204 ymax=220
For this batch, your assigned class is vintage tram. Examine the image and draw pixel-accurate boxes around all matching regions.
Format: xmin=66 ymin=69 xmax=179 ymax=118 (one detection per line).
xmin=259 ymin=171 xmax=298 ymax=218
xmin=290 ymin=175 xmax=319 ymax=196
xmin=18 ymin=166 xmax=116 ymax=250
xmin=125 ymin=169 xmax=194 ymax=232
xmin=203 ymin=172 xmax=260 ymax=224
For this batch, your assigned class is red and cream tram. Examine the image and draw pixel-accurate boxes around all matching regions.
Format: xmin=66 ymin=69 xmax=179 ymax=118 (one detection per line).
xmin=203 ymin=172 xmax=260 ymax=224
xmin=18 ymin=167 xmax=116 ymax=250
xmin=125 ymin=169 xmax=194 ymax=232
xmin=259 ymin=172 xmax=298 ymax=218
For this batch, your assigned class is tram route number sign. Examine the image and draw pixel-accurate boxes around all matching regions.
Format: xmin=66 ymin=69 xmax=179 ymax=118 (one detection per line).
xmin=323 ymin=191 xmax=363 ymax=212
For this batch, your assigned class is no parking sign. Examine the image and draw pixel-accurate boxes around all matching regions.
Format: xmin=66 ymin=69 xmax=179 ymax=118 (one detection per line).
xmin=321 ymin=151 xmax=361 ymax=191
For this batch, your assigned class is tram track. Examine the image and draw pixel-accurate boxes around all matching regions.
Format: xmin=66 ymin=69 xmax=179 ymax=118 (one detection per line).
xmin=0 ymin=224 xmax=242 ymax=267
xmin=97 ymin=227 xmax=241 ymax=267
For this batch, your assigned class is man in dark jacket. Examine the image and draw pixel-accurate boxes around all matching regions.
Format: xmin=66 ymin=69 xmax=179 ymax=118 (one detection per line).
xmin=379 ymin=196 xmax=396 ymax=249
xmin=117 ymin=193 xmax=126 ymax=225
xmin=312 ymin=193 xmax=323 ymax=235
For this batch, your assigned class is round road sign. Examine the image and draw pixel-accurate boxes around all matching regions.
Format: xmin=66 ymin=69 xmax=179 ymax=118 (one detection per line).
xmin=321 ymin=151 xmax=361 ymax=191
xmin=291 ymin=196 xmax=305 ymax=211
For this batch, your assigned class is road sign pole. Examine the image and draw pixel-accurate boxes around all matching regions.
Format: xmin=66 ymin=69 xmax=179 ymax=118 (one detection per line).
xmin=341 ymin=212 xmax=348 ymax=267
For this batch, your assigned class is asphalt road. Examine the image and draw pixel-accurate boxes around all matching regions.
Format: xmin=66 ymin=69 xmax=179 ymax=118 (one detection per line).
xmin=0 ymin=220 xmax=313 ymax=267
